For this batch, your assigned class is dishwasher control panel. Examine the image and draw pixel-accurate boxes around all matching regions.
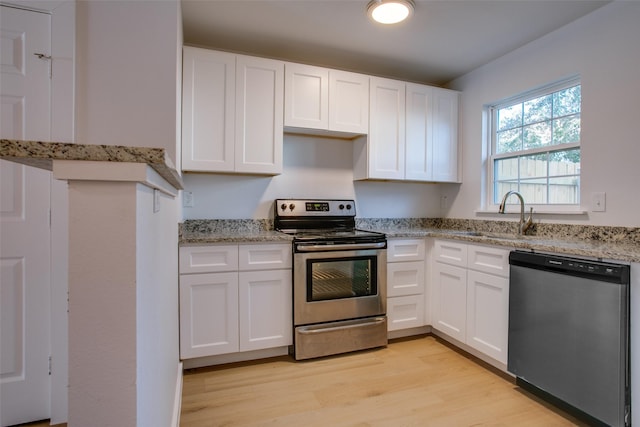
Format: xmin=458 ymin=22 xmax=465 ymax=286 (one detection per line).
xmin=510 ymin=251 xmax=629 ymax=284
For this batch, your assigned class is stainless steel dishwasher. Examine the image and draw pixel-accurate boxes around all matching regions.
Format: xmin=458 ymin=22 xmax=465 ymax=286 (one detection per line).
xmin=508 ymin=251 xmax=630 ymax=427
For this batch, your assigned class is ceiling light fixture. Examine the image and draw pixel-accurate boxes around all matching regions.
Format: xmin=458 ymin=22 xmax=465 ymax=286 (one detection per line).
xmin=367 ymin=0 xmax=415 ymax=25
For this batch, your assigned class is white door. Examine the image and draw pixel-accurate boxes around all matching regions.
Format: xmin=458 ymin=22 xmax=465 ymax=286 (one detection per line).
xmin=0 ymin=5 xmax=52 ymax=426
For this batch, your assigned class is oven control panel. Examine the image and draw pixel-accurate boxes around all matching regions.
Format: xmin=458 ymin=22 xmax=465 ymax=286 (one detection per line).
xmin=275 ymin=199 xmax=356 ymax=217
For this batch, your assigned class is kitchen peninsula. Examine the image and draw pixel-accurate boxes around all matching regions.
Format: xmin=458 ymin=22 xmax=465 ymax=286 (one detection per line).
xmin=1 ymin=139 xmax=182 ymax=426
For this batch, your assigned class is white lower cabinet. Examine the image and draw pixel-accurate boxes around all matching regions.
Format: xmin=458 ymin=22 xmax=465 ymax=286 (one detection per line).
xmin=179 ymin=243 xmax=292 ymax=359
xmin=431 ymin=261 xmax=466 ymax=341
xmin=466 ymin=270 xmax=509 ymax=362
xmin=431 ymin=240 xmax=510 ymax=364
xmin=386 ymin=239 xmax=426 ymax=331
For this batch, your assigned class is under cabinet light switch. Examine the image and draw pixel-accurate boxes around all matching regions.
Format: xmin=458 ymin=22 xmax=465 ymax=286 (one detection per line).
xmin=591 ymin=192 xmax=606 ymax=212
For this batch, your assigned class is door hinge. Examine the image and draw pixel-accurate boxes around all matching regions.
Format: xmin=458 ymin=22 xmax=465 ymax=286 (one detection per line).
xmin=48 ymin=355 xmax=52 ymax=375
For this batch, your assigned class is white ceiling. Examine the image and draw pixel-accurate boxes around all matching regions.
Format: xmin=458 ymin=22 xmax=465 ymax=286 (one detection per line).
xmin=181 ymin=0 xmax=610 ymax=86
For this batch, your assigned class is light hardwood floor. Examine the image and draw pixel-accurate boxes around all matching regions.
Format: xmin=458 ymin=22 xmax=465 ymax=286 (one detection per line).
xmin=180 ymin=335 xmax=588 ymax=427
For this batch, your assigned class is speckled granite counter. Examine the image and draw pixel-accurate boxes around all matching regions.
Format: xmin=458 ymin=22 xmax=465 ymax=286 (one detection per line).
xmin=181 ymin=218 xmax=640 ymax=263
xmin=1 ymin=139 xmax=183 ymax=190
xmin=357 ymin=218 xmax=640 ymax=263
xmin=180 ymin=219 xmax=293 ymax=244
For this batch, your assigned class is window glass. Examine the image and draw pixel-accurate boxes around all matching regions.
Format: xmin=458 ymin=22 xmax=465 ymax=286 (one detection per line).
xmin=490 ymin=80 xmax=581 ymax=206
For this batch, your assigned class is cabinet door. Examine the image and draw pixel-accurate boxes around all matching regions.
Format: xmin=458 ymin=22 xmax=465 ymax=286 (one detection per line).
xmin=329 ymin=70 xmax=369 ymax=134
xmin=239 ymin=269 xmax=292 ymax=351
xmin=235 ymin=55 xmax=284 ymax=174
xmin=431 ymin=262 xmax=467 ymax=342
xmin=466 ymin=270 xmax=509 ymax=364
xmin=387 ymin=295 xmax=425 ymax=331
xmin=284 ymin=63 xmax=328 ymax=130
xmin=181 ymin=47 xmax=235 ymax=172
xmin=179 ymin=272 xmax=239 ymax=358
xmin=387 ymin=261 xmax=425 ymax=297
xmin=368 ymin=77 xmax=406 ymax=180
xmin=431 ymin=88 xmax=459 ymax=183
xmin=405 ymin=83 xmax=432 ymax=181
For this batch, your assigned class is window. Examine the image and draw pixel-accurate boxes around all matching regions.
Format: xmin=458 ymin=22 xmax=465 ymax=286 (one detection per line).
xmin=490 ymin=79 xmax=581 ymax=207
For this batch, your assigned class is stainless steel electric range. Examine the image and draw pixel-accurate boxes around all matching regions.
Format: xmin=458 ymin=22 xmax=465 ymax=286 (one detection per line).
xmin=274 ymin=199 xmax=388 ymax=360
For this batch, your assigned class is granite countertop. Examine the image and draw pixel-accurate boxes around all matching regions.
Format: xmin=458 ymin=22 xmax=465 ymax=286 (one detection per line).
xmin=180 ymin=218 xmax=640 ymax=263
xmin=1 ymin=139 xmax=183 ymax=190
xmin=180 ymin=219 xmax=293 ymax=244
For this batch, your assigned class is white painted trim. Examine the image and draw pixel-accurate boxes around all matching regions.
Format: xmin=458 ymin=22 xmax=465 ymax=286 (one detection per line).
xmin=52 ymin=160 xmax=178 ymax=196
xmin=172 ymin=362 xmax=183 ymax=427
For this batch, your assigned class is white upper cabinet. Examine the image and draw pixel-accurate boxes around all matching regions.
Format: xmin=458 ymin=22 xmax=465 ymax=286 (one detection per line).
xmin=356 ymin=76 xmax=406 ymax=180
xmin=182 ymin=47 xmax=235 ymax=172
xmin=355 ymin=78 xmax=459 ymax=182
xmin=405 ymin=83 xmax=431 ymax=181
xmin=284 ymin=63 xmax=369 ymax=136
xmin=328 ymin=69 xmax=369 ymax=134
xmin=430 ymin=87 xmax=459 ymax=182
xmin=284 ymin=63 xmax=328 ymax=130
xmin=235 ymin=54 xmax=284 ymax=174
xmin=405 ymin=84 xmax=460 ymax=182
xmin=182 ymin=47 xmax=284 ymax=175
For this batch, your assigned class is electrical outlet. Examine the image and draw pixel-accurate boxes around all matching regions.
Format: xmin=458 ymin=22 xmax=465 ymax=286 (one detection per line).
xmin=183 ymin=191 xmax=194 ymax=208
xmin=591 ymin=192 xmax=606 ymax=212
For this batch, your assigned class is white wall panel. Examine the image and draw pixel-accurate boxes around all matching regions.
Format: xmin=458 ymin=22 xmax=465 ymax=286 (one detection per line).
xmin=447 ymin=2 xmax=640 ymax=227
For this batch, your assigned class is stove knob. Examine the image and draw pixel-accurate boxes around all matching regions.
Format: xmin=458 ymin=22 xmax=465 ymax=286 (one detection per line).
xmin=289 ymin=203 xmax=295 ymax=211
xmin=280 ymin=203 xmax=287 ymax=211
xmin=346 ymin=204 xmax=352 ymax=210
xmin=339 ymin=204 xmax=345 ymax=210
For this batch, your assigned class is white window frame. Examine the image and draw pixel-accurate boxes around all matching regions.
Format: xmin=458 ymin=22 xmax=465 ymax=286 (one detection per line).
xmin=486 ymin=77 xmax=583 ymax=214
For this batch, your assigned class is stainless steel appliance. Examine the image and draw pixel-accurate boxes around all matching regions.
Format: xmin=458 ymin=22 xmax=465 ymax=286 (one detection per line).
xmin=275 ymin=199 xmax=387 ymax=360
xmin=508 ymin=251 xmax=630 ymax=426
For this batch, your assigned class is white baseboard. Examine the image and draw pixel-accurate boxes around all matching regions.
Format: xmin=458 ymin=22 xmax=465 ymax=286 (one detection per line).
xmin=182 ymin=346 xmax=289 ymax=370
xmin=172 ymin=361 xmax=183 ymax=427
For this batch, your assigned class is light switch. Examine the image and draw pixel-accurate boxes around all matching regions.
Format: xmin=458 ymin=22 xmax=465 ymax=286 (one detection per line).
xmin=153 ymin=189 xmax=160 ymax=213
xmin=183 ymin=191 xmax=194 ymax=208
xmin=591 ymin=192 xmax=606 ymax=212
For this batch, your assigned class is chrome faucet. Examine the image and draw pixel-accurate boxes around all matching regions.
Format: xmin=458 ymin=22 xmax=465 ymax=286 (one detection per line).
xmin=498 ymin=191 xmax=534 ymax=235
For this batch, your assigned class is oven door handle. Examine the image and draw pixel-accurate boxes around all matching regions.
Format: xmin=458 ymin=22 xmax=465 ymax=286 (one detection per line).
xmin=295 ymin=241 xmax=386 ymax=252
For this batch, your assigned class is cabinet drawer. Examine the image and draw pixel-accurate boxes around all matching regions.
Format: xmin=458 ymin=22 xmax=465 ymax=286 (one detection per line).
xmin=467 ymin=244 xmax=510 ymax=277
xmin=179 ymin=245 xmax=238 ymax=274
xmin=238 ymin=244 xmax=292 ymax=271
xmin=433 ymin=240 xmax=467 ymax=267
xmin=387 ymin=295 xmax=425 ymax=331
xmin=387 ymin=261 xmax=425 ymax=297
xmin=387 ymin=239 xmax=425 ymax=262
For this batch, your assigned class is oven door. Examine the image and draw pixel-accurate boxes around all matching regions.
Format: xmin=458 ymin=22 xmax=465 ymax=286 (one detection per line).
xmin=293 ymin=248 xmax=387 ymax=326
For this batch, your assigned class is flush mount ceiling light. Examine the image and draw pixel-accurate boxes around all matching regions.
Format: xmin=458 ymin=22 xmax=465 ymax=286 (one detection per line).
xmin=367 ymin=0 xmax=415 ymax=25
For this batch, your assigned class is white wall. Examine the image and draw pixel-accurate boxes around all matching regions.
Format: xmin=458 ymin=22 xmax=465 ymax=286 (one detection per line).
xmin=75 ymin=0 xmax=180 ymax=164
xmin=445 ymin=1 xmax=640 ymax=227
xmin=182 ymin=134 xmax=443 ymax=219
xmin=73 ymin=1 xmax=182 ymax=425
xmin=136 ymin=186 xmax=180 ymax=427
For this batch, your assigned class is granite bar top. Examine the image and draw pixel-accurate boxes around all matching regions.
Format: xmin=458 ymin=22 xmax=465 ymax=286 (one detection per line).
xmin=1 ymin=139 xmax=183 ymax=190
xmin=181 ymin=218 xmax=640 ymax=263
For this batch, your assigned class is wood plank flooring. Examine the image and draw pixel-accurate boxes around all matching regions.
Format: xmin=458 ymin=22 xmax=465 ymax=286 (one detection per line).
xmin=180 ymin=335 xmax=588 ymax=427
